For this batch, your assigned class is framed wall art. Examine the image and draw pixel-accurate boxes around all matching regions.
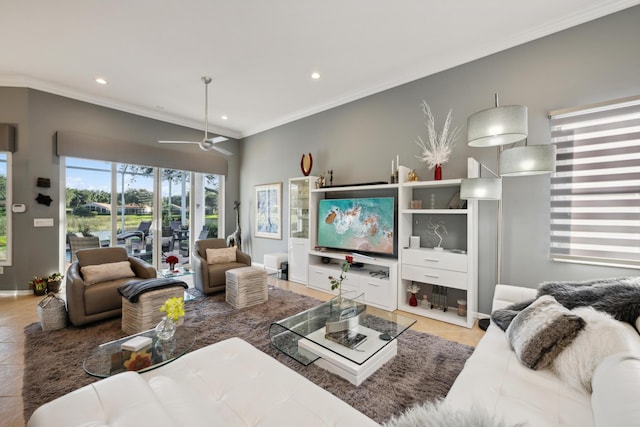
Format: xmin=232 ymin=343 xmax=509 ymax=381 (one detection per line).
xmin=255 ymin=182 xmax=282 ymax=239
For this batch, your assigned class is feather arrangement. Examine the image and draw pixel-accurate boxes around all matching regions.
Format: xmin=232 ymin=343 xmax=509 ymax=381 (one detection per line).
xmin=415 ymin=100 xmax=461 ymax=169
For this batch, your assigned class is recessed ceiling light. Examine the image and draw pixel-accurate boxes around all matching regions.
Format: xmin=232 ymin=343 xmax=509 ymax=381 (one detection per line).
xmin=95 ymin=77 xmax=108 ymax=85
xmin=311 ymin=72 xmax=321 ymax=80
xmin=221 ymin=115 xmax=228 ymax=120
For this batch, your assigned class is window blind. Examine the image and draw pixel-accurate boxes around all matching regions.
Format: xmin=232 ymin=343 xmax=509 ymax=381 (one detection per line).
xmin=55 ymin=130 xmax=228 ymax=176
xmin=549 ymin=95 xmax=640 ymax=269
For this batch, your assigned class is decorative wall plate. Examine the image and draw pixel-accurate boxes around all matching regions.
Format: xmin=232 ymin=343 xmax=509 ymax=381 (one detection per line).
xmin=300 ymin=153 xmax=313 ymax=176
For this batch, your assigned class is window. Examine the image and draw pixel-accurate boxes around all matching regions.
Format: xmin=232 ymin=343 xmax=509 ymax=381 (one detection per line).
xmin=549 ymin=95 xmax=640 ymax=269
xmin=0 ymin=152 xmax=11 ymax=265
xmin=64 ymin=156 xmax=223 ymax=269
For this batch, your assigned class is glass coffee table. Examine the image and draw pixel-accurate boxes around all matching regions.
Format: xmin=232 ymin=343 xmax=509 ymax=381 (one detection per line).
xmin=269 ymin=295 xmax=415 ymax=385
xmin=83 ymin=326 xmax=197 ymax=378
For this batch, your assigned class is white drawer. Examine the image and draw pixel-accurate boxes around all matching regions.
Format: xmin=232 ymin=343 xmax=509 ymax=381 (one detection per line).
xmin=361 ymin=276 xmax=390 ymax=307
xmin=402 ymin=248 xmax=467 ymax=272
xmin=308 ymin=265 xmax=334 ymax=292
xmin=402 ymin=264 xmax=467 ymax=290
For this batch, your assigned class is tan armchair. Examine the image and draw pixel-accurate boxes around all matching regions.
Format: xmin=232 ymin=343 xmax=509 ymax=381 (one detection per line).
xmin=193 ymin=238 xmax=251 ymax=295
xmin=66 ymin=246 xmax=156 ymax=326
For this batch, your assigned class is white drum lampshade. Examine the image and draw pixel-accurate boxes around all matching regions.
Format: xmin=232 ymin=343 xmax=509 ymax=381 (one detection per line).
xmin=467 ymin=105 xmax=528 ymax=147
xmin=499 ymin=145 xmax=557 ymax=176
xmin=460 ymin=177 xmax=502 ymax=200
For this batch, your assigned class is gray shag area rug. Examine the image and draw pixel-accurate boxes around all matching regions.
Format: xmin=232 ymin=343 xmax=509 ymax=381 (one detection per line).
xmin=23 ymin=287 xmax=474 ymax=424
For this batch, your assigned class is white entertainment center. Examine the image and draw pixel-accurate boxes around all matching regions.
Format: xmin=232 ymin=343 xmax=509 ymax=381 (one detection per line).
xmin=301 ymin=158 xmax=479 ymax=328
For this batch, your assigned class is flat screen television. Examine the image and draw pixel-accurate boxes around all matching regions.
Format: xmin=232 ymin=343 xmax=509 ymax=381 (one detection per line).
xmin=317 ymin=197 xmax=395 ymax=256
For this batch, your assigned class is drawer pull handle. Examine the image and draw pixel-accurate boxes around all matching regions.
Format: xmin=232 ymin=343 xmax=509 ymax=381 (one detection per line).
xmin=424 ymin=274 xmax=439 ymax=278
xmin=366 ymin=282 xmax=381 ymax=287
xmin=424 ymin=258 xmax=439 ymax=262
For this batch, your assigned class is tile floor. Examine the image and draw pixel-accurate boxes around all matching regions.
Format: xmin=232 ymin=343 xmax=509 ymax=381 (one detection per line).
xmin=0 ymin=275 xmax=484 ymax=427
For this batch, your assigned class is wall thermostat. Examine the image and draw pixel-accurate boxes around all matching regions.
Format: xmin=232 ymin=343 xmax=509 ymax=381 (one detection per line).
xmin=12 ymin=204 xmax=26 ymax=213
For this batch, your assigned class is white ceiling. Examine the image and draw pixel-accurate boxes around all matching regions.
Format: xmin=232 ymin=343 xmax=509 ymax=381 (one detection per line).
xmin=1 ymin=0 xmax=639 ymax=139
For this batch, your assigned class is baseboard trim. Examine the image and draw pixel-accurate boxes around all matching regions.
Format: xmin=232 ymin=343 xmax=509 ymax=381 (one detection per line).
xmin=0 ymin=289 xmax=33 ymax=297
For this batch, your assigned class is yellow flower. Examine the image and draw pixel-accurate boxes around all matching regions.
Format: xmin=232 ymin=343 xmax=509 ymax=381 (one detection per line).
xmin=160 ymin=297 xmax=185 ymax=322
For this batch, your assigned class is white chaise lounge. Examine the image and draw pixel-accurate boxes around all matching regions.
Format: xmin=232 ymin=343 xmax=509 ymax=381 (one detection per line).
xmin=28 ymin=337 xmax=378 ymax=426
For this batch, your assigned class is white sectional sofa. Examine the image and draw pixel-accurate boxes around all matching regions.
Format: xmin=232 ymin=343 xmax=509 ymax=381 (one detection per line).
xmin=28 ymin=337 xmax=378 ymax=427
xmin=30 ymin=282 xmax=640 ymax=427
xmin=443 ymin=283 xmax=640 ymax=427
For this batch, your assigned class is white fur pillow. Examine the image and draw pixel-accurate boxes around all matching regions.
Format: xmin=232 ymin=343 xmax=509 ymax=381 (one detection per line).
xmin=551 ymin=306 xmax=640 ymax=393
xmin=81 ymin=261 xmax=135 ymax=285
xmin=384 ymin=400 xmax=524 ymax=427
xmin=206 ymin=247 xmax=237 ymax=264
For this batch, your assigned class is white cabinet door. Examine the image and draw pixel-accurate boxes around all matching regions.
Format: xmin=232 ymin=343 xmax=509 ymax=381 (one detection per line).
xmin=289 ymin=238 xmax=310 ymax=284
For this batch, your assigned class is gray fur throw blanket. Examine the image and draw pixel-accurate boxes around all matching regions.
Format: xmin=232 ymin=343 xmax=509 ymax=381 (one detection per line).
xmin=492 ymin=277 xmax=640 ymax=331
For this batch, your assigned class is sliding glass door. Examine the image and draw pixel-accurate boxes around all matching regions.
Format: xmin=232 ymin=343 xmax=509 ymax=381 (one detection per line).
xmin=162 ymin=169 xmax=190 ymax=262
xmin=65 ymin=158 xmax=112 ymax=265
xmin=116 ymin=163 xmax=155 ymax=264
xmin=64 ymin=157 xmax=223 ymax=270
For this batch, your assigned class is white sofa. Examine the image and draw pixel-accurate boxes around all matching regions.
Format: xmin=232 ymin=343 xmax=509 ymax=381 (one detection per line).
xmin=444 ymin=284 xmax=640 ymax=427
xmin=28 ymin=337 xmax=378 ymax=427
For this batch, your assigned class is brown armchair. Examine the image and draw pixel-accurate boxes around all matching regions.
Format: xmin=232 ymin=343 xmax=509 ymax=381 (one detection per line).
xmin=193 ymin=238 xmax=251 ymax=295
xmin=66 ymin=246 xmax=157 ymax=326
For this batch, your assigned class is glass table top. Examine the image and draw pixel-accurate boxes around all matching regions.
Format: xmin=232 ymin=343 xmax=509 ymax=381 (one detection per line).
xmin=83 ymin=326 xmax=197 ymax=378
xmin=160 ymin=267 xmax=195 ymax=278
xmin=269 ymin=294 xmax=416 ymax=366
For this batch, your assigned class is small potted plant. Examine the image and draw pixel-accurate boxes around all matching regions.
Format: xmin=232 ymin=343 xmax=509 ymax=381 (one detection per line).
xmin=46 ymin=272 xmax=64 ymax=293
xmin=28 ymin=276 xmax=48 ymax=296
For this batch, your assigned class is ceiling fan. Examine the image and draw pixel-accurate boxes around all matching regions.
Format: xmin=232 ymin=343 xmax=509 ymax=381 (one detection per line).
xmin=158 ymin=76 xmax=231 ymax=155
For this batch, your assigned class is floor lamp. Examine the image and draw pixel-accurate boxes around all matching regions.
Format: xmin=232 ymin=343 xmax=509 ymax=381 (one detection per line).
xmin=460 ymin=94 xmax=556 ymax=329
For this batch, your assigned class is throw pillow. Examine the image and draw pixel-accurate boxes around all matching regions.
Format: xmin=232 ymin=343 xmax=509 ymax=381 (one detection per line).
xmin=206 ymin=247 xmax=237 ymax=264
xmin=491 ymin=298 xmax=536 ymax=331
xmin=81 ymin=261 xmax=135 ymax=285
xmin=383 ymin=399 xmax=525 ymax=427
xmin=551 ymin=306 xmax=640 ymax=393
xmin=506 ymin=295 xmax=585 ymax=370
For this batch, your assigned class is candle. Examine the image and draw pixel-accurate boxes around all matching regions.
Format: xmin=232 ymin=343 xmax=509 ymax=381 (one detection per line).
xmin=396 ymin=155 xmax=399 ymax=171
xmin=391 ymin=160 xmax=394 ymax=174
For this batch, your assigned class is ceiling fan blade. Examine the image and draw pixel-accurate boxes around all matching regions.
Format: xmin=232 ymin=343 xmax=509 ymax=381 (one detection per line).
xmin=211 ymin=145 xmax=233 ymax=156
xmin=158 ymin=140 xmax=200 ymax=144
xmin=205 ymin=136 xmax=229 ymax=144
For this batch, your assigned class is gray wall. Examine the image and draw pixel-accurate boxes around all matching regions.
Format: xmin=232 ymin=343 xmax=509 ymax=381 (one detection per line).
xmin=240 ymin=6 xmax=640 ymax=314
xmin=0 ymin=88 xmax=240 ymax=291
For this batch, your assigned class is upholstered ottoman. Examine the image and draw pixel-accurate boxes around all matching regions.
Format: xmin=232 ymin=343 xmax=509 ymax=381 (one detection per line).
xmin=119 ymin=278 xmax=188 ymax=334
xmin=225 ymin=266 xmax=268 ymax=308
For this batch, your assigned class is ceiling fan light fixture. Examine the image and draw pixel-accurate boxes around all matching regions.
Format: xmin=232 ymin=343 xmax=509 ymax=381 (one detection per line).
xmin=200 ymin=139 xmax=214 ymax=151
xmin=157 ymin=76 xmax=232 ymax=155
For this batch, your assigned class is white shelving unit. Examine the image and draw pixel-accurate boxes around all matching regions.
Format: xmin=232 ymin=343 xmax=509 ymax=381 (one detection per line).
xmin=304 ymin=160 xmax=478 ymax=323
xmin=397 ymin=159 xmax=479 ymax=328
xmin=308 ymin=182 xmax=399 ymax=311
xmin=288 ymin=176 xmax=317 ymax=284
